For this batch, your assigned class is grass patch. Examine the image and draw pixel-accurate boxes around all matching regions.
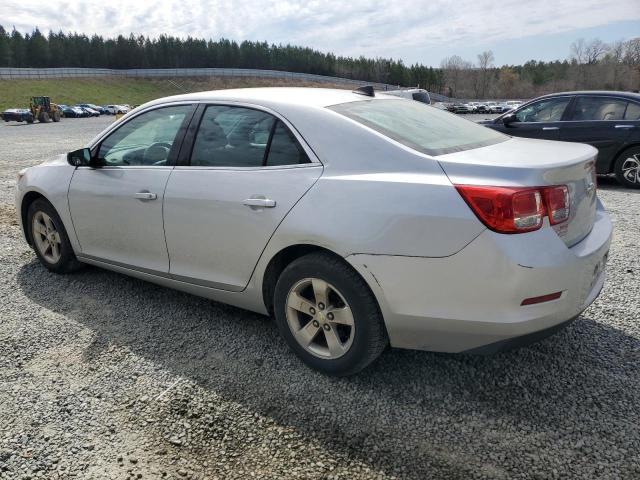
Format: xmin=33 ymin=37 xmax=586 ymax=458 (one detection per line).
xmin=0 ymin=76 xmax=350 ymax=110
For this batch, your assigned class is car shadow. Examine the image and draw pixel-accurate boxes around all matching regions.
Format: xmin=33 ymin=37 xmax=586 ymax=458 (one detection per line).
xmin=597 ymin=174 xmax=640 ymax=194
xmin=16 ymin=260 xmax=640 ymax=478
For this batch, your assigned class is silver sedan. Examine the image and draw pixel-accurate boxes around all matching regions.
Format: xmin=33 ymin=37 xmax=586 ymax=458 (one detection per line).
xmin=15 ymin=87 xmax=612 ymax=375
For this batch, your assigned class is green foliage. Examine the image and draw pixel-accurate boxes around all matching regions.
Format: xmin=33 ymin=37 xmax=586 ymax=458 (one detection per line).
xmin=0 ymin=26 xmax=445 ymax=93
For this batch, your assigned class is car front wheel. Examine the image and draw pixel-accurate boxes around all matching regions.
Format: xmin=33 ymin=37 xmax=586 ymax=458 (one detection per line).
xmin=273 ymin=252 xmax=387 ymax=376
xmin=27 ymin=199 xmax=83 ymax=273
xmin=614 ymin=147 xmax=640 ymax=189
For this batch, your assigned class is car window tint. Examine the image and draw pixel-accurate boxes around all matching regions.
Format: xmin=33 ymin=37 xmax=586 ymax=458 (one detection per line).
xmin=570 ymin=97 xmax=627 ymax=121
xmin=266 ymin=121 xmax=310 ymax=166
xmin=625 ymin=102 xmax=640 ymax=120
xmin=515 ymin=98 xmax=570 ymax=122
xmin=97 ymin=105 xmax=190 ymax=166
xmin=330 ymin=99 xmax=506 ymax=156
xmin=191 ymin=106 xmax=274 ymax=167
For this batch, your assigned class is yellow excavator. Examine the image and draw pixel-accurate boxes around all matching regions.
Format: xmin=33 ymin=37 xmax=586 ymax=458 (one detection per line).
xmin=27 ymin=96 xmax=61 ymax=123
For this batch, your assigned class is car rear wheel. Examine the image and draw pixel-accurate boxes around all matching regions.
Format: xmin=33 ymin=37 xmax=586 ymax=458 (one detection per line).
xmin=614 ymin=147 xmax=640 ymax=189
xmin=28 ymin=199 xmax=83 ymax=274
xmin=273 ymin=252 xmax=387 ymax=376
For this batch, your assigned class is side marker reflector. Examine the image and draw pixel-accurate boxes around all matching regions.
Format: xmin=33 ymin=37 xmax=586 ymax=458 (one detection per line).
xmin=521 ymin=291 xmax=563 ymax=306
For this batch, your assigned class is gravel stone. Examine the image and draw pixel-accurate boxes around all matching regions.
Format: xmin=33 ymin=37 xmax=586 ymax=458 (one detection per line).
xmin=0 ymin=116 xmax=638 ymax=479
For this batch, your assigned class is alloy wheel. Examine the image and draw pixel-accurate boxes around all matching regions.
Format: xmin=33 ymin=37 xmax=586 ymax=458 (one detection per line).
xmin=32 ymin=211 xmax=62 ymax=264
xmin=285 ymin=278 xmax=355 ymax=359
xmin=621 ymin=154 xmax=640 ymax=184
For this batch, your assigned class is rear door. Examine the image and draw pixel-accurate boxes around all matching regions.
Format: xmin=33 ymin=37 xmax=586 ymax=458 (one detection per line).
xmin=498 ymin=96 xmax=573 ymax=140
xmin=163 ymin=104 xmax=323 ymax=291
xmin=560 ymin=96 xmax=635 ymax=173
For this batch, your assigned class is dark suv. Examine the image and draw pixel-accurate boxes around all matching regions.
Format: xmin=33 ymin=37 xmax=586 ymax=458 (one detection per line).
xmin=481 ymin=91 xmax=640 ymax=188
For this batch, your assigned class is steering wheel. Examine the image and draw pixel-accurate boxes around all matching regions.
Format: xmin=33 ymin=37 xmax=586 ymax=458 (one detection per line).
xmin=143 ymin=142 xmax=172 ymax=165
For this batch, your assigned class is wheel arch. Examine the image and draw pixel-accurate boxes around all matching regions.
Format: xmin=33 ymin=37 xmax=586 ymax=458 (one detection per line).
xmin=610 ymin=142 xmax=640 ymax=173
xmin=260 ymin=244 xmax=384 ymax=320
xmin=20 ymin=190 xmax=49 ymax=246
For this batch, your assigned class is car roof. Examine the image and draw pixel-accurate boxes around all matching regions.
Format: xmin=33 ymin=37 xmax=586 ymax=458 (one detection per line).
xmin=537 ymin=90 xmax=640 ymax=101
xmin=144 ymin=87 xmax=394 ymax=110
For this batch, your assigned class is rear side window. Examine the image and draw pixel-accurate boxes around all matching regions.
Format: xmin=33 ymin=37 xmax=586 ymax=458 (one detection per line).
xmin=570 ymin=97 xmax=627 ymax=121
xmin=190 ymin=105 xmax=309 ymax=167
xmin=266 ymin=121 xmax=310 ymax=166
xmin=625 ymin=102 xmax=640 ymax=120
xmin=329 ymin=99 xmax=506 ymax=156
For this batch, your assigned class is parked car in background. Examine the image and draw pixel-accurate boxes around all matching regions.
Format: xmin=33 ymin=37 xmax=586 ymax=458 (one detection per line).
xmin=77 ymin=103 xmax=107 ymax=115
xmin=78 ymin=106 xmax=100 ymax=117
xmin=505 ymin=100 xmax=523 ymax=111
xmin=105 ymin=105 xmax=130 ymax=115
xmin=481 ymin=91 xmax=640 ymax=188
xmin=1 ymin=108 xmax=33 ymax=122
xmin=451 ymin=103 xmax=472 ymax=114
xmin=384 ymin=88 xmax=431 ymax=104
xmin=16 ymin=87 xmax=611 ymax=375
xmin=59 ymin=105 xmax=88 ymax=118
xmin=465 ymin=102 xmax=478 ymax=113
xmin=475 ymin=102 xmax=489 ymax=113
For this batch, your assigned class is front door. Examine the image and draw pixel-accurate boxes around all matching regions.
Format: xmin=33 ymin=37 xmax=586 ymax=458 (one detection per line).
xmin=163 ymin=104 xmax=322 ymax=291
xmin=68 ymin=104 xmax=193 ymax=273
xmin=500 ymin=96 xmax=573 ymax=141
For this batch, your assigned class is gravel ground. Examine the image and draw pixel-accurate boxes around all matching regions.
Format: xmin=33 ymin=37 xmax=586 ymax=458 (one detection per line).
xmin=0 ymin=117 xmax=639 ymax=480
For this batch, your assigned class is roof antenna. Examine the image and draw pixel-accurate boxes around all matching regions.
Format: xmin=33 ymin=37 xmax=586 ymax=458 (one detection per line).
xmin=353 ymin=85 xmax=375 ymax=97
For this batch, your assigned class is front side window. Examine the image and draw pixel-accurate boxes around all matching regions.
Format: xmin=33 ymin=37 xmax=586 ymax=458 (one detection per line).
xmin=570 ymin=97 xmax=627 ymax=121
xmin=329 ymin=99 xmax=506 ymax=156
xmin=190 ymin=106 xmax=309 ymax=167
xmin=97 ymin=105 xmax=191 ymax=166
xmin=515 ymin=97 xmax=570 ymax=123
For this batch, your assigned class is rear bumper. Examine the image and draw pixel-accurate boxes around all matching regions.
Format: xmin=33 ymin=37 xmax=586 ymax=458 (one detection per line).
xmin=346 ymin=200 xmax=612 ymax=353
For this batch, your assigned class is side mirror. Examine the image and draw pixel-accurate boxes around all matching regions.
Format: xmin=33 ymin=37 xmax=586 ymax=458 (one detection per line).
xmin=67 ymin=148 xmax=104 ymax=168
xmin=502 ymin=113 xmax=517 ymax=126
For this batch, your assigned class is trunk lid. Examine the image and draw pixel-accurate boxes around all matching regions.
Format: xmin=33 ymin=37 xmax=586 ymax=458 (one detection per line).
xmin=437 ymin=137 xmax=598 ymax=247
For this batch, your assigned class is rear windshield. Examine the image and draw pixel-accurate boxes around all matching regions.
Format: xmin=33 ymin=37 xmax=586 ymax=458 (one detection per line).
xmin=329 ymin=99 xmax=507 ymax=156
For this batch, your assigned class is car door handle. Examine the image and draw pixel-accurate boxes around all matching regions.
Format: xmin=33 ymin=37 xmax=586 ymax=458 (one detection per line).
xmin=134 ymin=191 xmax=157 ymax=201
xmin=542 ymin=127 xmax=559 ymax=131
xmin=243 ymin=198 xmax=276 ymax=208
xmin=614 ymin=124 xmax=634 ymax=129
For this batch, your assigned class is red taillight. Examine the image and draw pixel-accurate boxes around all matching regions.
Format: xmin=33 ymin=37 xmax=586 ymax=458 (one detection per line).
xmin=542 ymin=185 xmax=570 ymax=225
xmin=456 ymin=184 xmax=570 ymax=234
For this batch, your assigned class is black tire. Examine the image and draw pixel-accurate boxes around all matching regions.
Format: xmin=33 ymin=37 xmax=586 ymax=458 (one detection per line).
xmin=27 ymin=198 xmax=83 ymax=274
xmin=38 ymin=112 xmax=50 ymax=123
xmin=27 ymin=116 xmax=34 ymax=124
xmin=273 ymin=252 xmax=388 ymax=376
xmin=52 ymin=111 xmax=61 ymax=122
xmin=614 ymin=146 xmax=640 ymax=189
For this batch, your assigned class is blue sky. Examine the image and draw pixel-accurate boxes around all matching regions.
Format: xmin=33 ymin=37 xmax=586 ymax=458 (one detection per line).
xmin=2 ymin=0 xmax=639 ymax=67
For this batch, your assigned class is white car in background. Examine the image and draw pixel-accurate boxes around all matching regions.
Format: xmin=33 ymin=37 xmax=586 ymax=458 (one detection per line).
xmin=15 ymin=87 xmax=611 ymax=375
xmin=105 ymin=104 xmax=130 ymax=115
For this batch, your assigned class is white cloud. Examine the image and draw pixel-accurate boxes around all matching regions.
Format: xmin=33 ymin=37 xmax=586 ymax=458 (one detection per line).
xmin=2 ymin=0 xmax=639 ymax=63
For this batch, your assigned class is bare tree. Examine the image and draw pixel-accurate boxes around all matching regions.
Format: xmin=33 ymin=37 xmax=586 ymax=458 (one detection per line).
xmin=570 ymin=38 xmax=587 ymax=63
xmin=440 ymin=55 xmax=472 ymax=98
xmin=477 ymin=50 xmax=494 ymax=98
xmin=584 ymin=39 xmax=608 ymax=64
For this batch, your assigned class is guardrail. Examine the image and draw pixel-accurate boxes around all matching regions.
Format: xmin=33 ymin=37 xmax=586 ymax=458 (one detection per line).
xmin=0 ymin=67 xmax=451 ymax=102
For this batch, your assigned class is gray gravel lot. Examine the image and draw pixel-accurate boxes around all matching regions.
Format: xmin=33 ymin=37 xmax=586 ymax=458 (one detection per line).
xmin=0 ymin=117 xmax=639 ymax=479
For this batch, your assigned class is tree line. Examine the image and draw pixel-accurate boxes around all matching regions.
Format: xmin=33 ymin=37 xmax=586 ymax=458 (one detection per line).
xmin=441 ymin=38 xmax=640 ymax=99
xmin=0 ymin=26 xmax=445 ymax=92
xmin=0 ymin=27 xmax=638 ymax=99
